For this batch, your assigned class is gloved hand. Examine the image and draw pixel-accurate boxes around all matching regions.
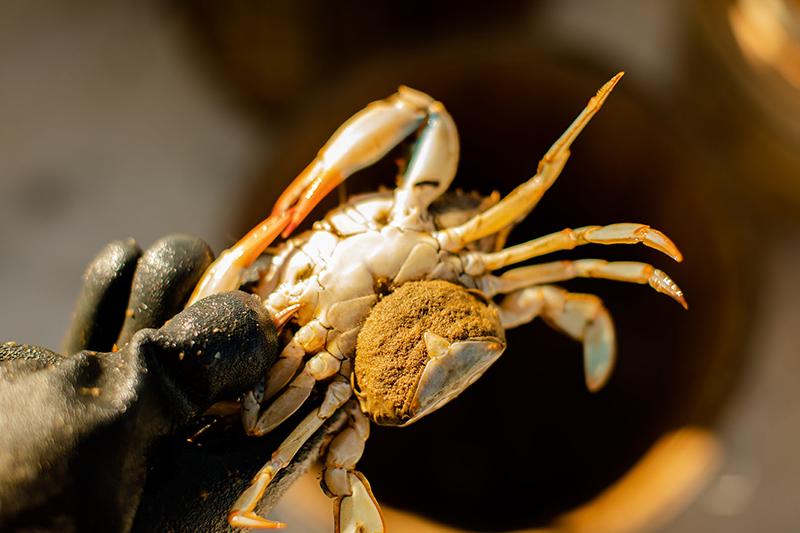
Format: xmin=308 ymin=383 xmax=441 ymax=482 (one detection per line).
xmin=0 ymin=235 xmax=281 ymax=532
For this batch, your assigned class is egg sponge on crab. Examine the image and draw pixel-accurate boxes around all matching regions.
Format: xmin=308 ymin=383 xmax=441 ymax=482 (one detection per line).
xmin=354 ymin=280 xmax=505 ymax=426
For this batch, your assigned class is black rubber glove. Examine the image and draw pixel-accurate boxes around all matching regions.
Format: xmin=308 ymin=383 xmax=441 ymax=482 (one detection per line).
xmin=0 ymin=236 xmax=280 ymax=532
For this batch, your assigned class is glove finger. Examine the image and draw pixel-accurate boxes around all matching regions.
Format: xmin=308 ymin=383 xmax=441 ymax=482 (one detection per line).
xmin=129 ymin=291 xmax=321 ymax=532
xmin=140 ymin=291 xmax=279 ymax=414
xmin=62 ymin=239 xmax=142 ymax=354
xmin=0 ymin=342 xmax=64 ymax=377
xmin=116 ymin=234 xmax=213 ymax=348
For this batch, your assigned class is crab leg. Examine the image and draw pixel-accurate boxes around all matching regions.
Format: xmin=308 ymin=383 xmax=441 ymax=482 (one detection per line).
xmin=260 ymin=341 xmax=306 ymax=400
xmin=228 ymin=407 xmax=328 ymax=529
xmin=193 ymin=88 xmax=458 ymax=303
xmin=230 ymin=376 xmax=352 ymax=529
xmin=245 ymin=350 xmax=345 ymax=437
xmin=242 ymin=317 xmax=344 ymax=432
xmin=273 ymin=86 xmax=456 ymax=236
xmin=241 ymin=367 xmax=314 ymax=436
xmin=323 ymin=402 xmax=384 ymax=533
xmin=497 ymin=285 xmax=616 ymax=391
xmin=265 ymin=319 xmax=328 ymax=401
xmin=481 ymin=259 xmax=687 ymax=308
xmin=242 ymin=329 xmax=311 ymax=431
xmin=187 ymin=210 xmax=291 ymax=305
xmin=463 ymin=223 xmax=682 ymax=275
xmin=434 ymin=72 xmax=624 ymax=252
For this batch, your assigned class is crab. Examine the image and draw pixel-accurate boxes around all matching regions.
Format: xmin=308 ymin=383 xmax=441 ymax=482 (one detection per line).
xmin=185 ymin=71 xmax=686 ymax=532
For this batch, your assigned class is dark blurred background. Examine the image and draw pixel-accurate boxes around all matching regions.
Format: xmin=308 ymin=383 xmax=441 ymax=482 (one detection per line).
xmin=1 ymin=1 xmax=798 ymax=532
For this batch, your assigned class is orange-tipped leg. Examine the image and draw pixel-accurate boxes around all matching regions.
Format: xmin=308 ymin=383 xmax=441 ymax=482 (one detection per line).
xmin=482 ymin=259 xmax=687 ymax=308
xmin=229 ymin=407 xmax=331 ymax=530
xmin=228 ymin=464 xmax=286 ymax=529
xmin=466 ymin=223 xmax=683 ymax=275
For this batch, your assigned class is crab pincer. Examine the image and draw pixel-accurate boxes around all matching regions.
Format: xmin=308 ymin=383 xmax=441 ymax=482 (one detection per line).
xmin=190 ymin=87 xmax=452 ymax=307
xmin=271 ymin=86 xmax=447 ymax=236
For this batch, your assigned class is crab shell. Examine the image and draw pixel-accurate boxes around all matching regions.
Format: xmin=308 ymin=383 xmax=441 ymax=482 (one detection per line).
xmin=353 ymin=280 xmax=506 ymax=426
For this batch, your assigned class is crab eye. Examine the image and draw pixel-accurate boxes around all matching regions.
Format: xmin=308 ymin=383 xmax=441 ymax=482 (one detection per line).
xmin=354 ymin=279 xmax=506 ymax=426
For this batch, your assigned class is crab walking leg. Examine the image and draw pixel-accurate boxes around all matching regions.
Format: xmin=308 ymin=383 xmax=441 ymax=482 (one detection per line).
xmin=242 ymin=319 xmax=336 ymax=431
xmin=188 ymin=210 xmax=292 ymax=305
xmin=260 ymin=341 xmax=306 ymax=401
xmin=263 ymin=318 xmax=328 ymax=402
xmin=242 ymin=333 xmax=309 ymax=430
xmin=434 ymin=72 xmax=624 ymax=253
xmin=229 ymin=408 xmax=327 ymax=529
xmin=323 ymin=402 xmax=384 ymax=533
xmin=228 ymin=397 xmax=348 ymax=530
xmin=498 ymin=285 xmax=616 ymax=391
xmin=480 ymin=259 xmax=687 ymax=308
xmin=245 ymin=351 xmax=344 ymax=437
xmin=463 ymin=223 xmax=683 ymax=276
xmin=272 ymin=86 xmax=457 ymax=236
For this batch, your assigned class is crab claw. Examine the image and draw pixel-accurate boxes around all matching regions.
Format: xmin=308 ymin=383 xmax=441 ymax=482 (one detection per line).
xmin=271 ymin=87 xmax=441 ymax=237
xmin=187 ymin=210 xmax=292 ymax=306
xmin=276 ymin=159 xmax=345 ymax=237
xmin=400 ymin=332 xmax=506 ymax=427
xmin=334 ymin=472 xmax=385 ymax=533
